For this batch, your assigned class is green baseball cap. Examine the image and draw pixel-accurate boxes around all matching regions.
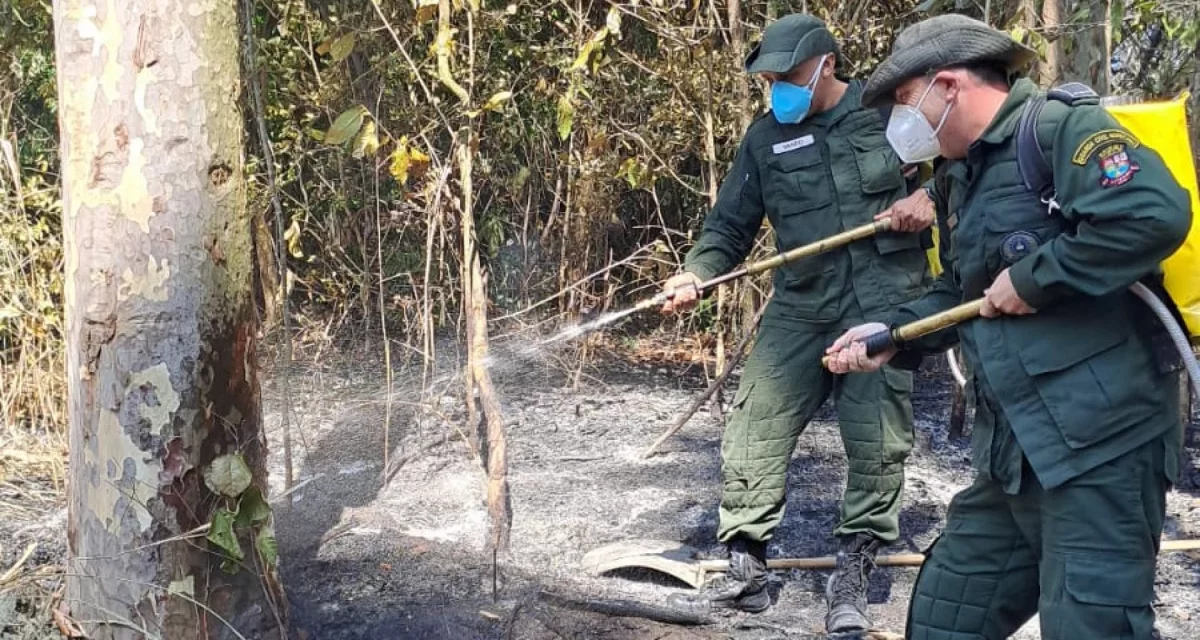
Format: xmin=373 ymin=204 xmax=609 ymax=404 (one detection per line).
xmin=744 ymin=14 xmax=840 ymax=75
xmin=862 ymin=13 xmax=1037 ymax=107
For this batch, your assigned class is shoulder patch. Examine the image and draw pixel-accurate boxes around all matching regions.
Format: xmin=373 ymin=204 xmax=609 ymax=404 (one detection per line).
xmin=1071 ymin=129 xmax=1140 ymax=165
xmin=1097 ymin=145 xmax=1140 ymax=188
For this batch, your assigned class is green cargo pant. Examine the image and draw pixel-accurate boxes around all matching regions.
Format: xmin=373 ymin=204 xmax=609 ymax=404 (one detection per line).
xmin=716 ymin=321 xmax=916 ymax=544
xmin=906 ymin=435 xmax=1171 ymax=639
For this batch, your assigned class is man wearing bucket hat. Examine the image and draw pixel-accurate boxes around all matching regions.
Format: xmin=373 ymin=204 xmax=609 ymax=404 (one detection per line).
xmin=825 ymin=13 xmax=1191 ymax=638
xmin=658 ymin=13 xmax=938 ymax=632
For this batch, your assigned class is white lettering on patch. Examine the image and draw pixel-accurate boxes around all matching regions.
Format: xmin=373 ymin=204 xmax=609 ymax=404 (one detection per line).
xmin=772 ymin=135 xmax=814 ymax=155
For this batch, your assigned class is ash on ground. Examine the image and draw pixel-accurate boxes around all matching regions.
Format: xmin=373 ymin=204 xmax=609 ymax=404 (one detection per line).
xmin=262 ymin=336 xmax=1200 ymax=640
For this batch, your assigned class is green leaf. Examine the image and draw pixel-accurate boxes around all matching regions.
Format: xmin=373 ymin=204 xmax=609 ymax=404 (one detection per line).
xmin=606 ymin=7 xmax=622 ymax=37
xmin=330 ymin=33 xmax=356 ymax=62
xmin=556 ymin=94 xmax=574 ymax=141
xmin=512 ymin=166 xmax=530 ymax=192
xmin=483 ymin=90 xmax=513 ymax=112
xmin=235 ymin=487 xmax=272 ymax=528
xmin=284 ymin=218 xmax=304 ymax=258
xmin=206 ymin=508 xmax=243 ymax=561
xmin=325 ymin=106 xmax=368 ymax=146
xmin=352 ymin=119 xmax=380 ymax=159
xmin=204 ymin=454 xmax=252 ymax=498
xmin=256 ymin=524 xmax=279 ymax=568
xmin=569 ymin=39 xmax=597 ymax=72
xmin=389 ymin=137 xmax=431 ymax=185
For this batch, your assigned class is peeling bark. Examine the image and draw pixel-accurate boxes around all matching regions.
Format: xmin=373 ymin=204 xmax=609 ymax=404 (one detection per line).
xmin=56 ymin=1 xmax=288 ymax=638
xmin=459 ymin=134 xmax=511 ymax=553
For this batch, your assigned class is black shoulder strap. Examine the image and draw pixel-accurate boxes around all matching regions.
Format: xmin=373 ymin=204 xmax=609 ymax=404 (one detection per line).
xmin=1016 ymin=95 xmax=1053 ymax=202
xmin=1016 ymin=82 xmax=1100 ymax=210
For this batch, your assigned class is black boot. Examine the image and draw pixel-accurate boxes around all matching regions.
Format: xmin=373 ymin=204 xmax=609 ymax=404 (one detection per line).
xmin=666 ymin=537 xmax=771 ymax=616
xmin=824 ymin=533 xmax=884 ymax=634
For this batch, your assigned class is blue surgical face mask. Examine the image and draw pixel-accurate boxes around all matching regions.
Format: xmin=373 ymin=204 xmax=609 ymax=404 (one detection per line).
xmin=771 ymin=55 xmax=826 ymax=124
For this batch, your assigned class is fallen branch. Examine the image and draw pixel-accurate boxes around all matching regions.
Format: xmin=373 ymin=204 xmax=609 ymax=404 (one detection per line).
xmin=537 ymin=588 xmax=712 ymax=626
xmin=642 ymin=297 xmax=768 ymax=459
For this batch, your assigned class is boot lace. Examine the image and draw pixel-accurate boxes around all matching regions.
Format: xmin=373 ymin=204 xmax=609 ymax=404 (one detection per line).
xmin=831 ymin=549 xmax=875 ymax=603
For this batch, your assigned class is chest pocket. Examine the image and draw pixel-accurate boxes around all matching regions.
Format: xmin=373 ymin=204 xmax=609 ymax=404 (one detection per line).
xmin=981 ymin=186 xmax=1068 ymax=281
xmin=765 ymin=146 xmax=832 ymax=217
xmin=850 ymin=131 xmax=906 ymax=196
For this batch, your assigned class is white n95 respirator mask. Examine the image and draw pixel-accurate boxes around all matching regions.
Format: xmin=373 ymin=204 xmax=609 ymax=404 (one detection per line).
xmin=886 ymin=80 xmax=952 ymax=164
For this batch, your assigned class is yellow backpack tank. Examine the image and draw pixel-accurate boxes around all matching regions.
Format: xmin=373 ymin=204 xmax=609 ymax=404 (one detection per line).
xmin=923 ymin=91 xmax=1200 ymax=340
xmin=1104 ymin=92 xmax=1200 ymax=340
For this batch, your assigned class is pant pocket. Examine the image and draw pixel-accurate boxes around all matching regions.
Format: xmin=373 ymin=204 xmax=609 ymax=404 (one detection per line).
xmin=1048 ymin=555 xmax=1156 ymax=639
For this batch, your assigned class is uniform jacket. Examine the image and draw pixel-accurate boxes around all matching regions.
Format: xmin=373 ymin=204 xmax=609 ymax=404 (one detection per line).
xmin=891 ymin=78 xmax=1192 ymax=489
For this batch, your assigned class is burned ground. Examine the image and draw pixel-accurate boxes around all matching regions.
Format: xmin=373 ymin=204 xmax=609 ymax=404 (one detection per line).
xmin=262 ymin=335 xmax=1200 ymax=640
xmin=3 ymin=334 xmax=1199 ymax=640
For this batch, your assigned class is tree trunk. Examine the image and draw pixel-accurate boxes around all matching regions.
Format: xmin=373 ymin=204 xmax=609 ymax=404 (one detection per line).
xmin=1042 ymin=0 xmax=1061 ymax=87
xmin=459 ymin=134 xmax=511 ymax=553
xmin=727 ymin=0 xmax=751 ymax=132
xmin=55 ymin=1 xmax=287 ymax=638
xmin=1059 ymin=0 xmax=1110 ymax=92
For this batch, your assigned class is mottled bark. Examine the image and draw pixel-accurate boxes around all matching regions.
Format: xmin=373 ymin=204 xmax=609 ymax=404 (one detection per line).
xmin=55 ymin=1 xmax=287 ymax=638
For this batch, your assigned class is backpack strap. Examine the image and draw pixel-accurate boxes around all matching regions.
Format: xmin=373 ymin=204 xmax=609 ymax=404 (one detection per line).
xmin=1015 ymin=82 xmax=1100 ymax=214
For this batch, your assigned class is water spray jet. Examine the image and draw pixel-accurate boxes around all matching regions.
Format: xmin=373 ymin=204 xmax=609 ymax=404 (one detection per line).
xmin=540 ymin=218 xmax=898 ymax=346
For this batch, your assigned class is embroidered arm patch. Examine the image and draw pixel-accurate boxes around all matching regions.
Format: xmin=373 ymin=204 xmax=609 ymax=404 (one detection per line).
xmin=1071 ymin=129 xmax=1141 ymax=187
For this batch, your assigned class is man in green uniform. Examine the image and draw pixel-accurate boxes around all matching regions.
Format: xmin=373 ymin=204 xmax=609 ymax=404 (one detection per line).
xmin=659 ymin=14 xmax=935 ymax=632
xmin=825 ymin=14 xmax=1192 ymax=639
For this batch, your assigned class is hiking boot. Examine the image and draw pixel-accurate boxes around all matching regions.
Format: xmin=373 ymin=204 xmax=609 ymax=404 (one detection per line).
xmin=824 ymin=533 xmax=884 ymax=634
xmin=666 ymin=538 xmax=770 ymax=616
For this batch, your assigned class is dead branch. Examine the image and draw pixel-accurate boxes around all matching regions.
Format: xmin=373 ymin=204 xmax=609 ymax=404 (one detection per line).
xmin=642 ymin=294 xmax=769 ymax=458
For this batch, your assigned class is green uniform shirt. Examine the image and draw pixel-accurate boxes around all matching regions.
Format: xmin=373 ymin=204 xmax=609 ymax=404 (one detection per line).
xmin=891 ymin=78 xmax=1192 ymax=491
xmin=684 ymin=80 xmax=931 ymax=328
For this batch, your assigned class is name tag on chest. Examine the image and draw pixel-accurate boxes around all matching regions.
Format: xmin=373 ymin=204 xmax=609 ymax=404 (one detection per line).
xmin=772 ymin=135 xmax=815 ymax=155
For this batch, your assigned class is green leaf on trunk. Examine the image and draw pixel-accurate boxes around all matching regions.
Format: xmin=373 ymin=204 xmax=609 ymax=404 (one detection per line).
xmin=207 ymin=508 xmax=243 ymax=561
xmin=325 ymin=106 xmax=368 ymax=146
xmin=235 ymin=487 xmax=272 ymax=527
xmin=204 ymin=454 xmax=252 ymax=498
xmin=256 ymin=524 xmax=279 ymax=568
xmin=330 ymin=33 xmax=356 ymax=62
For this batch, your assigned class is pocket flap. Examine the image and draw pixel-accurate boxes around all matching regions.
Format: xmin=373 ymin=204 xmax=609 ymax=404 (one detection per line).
xmin=848 ymin=131 xmax=889 ymax=152
xmin=1064 ymin=556 xmax=1155 ymax=607
xmin=874 ymin=232 xmax=923 ymax=255
xmin=769 ymin=146 xmax=823 ymax=172
xmin=982 ymin=191 xmax=1057 ymax=233
xmin=1016 ymin=314 xmax=1127 ymax=376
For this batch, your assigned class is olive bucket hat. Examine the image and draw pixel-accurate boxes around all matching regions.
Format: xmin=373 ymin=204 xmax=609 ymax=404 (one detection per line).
xmin=744 ymin=14 xmax=841 ymax=75
xmin=861 ymin=13 xmax=1037 ymax=108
